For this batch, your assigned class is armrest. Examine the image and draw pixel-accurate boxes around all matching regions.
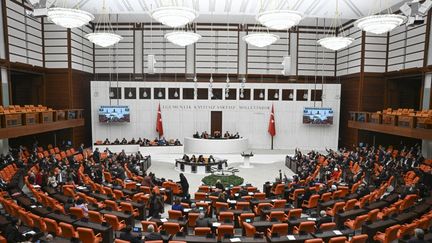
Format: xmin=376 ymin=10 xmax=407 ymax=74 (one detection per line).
xmin=95 ymin=233 xmax=102 ymax=237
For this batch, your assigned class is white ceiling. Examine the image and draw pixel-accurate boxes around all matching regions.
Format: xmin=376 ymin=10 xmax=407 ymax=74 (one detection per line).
xmin=63 ymin=0 xmax=408 ymax=23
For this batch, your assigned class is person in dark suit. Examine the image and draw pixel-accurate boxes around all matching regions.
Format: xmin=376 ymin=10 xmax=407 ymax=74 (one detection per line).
xmin=408 ymin=229 xmax=428 ymax=243
xmin=316 ymin=210 xmax=333 ymax=229
xmin=195 ymin=213 xmax=212 ymax=227
xmin=119 ymin=226 xmax=142 ymax=243
xmin=144 ymin=225 xmax=163 ymax=241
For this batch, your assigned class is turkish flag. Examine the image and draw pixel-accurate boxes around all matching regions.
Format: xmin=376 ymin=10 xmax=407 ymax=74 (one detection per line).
xmin=156 ymin=104 xmax=163 ymax=137
xmin=268 ymin=104 xmax=276 ymax=137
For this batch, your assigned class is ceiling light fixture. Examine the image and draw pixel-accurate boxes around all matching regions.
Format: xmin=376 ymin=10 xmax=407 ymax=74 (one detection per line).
xmin=151 ymin=6 xmax=198 ymax=28
xmin=158 ymin=89 xmax=163 ymax=98
xmin=288 ymin=92 xmax=293 ymax=99
xmin=165 ymin=31 xmax=201 ymax=47
xmin=274 ymin=91 xmax=279 ymax=99
xmin=257 ymin=9 xmax=303 ymax=30
xmin=243 ymin=33 xmax=279 ymax=48
xmin=47 ymin=7 xmax=94 ymax=29
xmin=318 ymin=0 xmax=353 ymax=51
xmin=259 ymin=90 xmax=264 ymax=99
xmin=355 ymin=0 xmax=406 ymax=35
xmin=85 ymin=0 xmax=122 ymax=47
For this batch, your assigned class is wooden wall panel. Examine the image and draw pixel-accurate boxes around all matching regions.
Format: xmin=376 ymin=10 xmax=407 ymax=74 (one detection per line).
xmin=339 ymin=74 xmax=360 ymax=147
xmin=44 ymin=69 xmax=70 ymax=109
xmin=71 ymin=70 xmax=92 ymax=146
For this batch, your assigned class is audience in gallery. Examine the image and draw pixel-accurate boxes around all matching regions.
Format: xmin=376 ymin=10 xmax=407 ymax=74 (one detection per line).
xmin=96 ymin=136 xmax=182 ymax=146
xmin=193 ymin=130 xmax=240 ymax=139
xmin=0 ymin=141 xmax=431 ymax=242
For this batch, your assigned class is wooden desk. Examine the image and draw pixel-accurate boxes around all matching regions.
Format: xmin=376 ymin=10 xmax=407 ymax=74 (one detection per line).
xmin=364 ymin=201 xmax=389 ymax=211
xmin=393 ymin=212 xmax=418 ymax=224
xmin=334 ymin=209 xmax=367 ymax=227
xmin=267 ymin=234 xmax=313 ymax=243
xmin=46 ymin=212 xmax=78 ymax=225
xmin=361 ymin=219 xmax=397 ymax=242
xmin=312 ymin=229 xmax=354 ymax=242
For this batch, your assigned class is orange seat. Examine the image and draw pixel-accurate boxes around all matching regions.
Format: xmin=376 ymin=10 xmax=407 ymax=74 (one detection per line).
xmin=168 ymin=210 xmax=183 ymax=220
xmin=77 ymin=227 xmax=103 ymax=243
xmin=44 ymin=218 xmax=62 ymax=236
xmin=104 ymin=200 xmax=120 ymax=211
xmin=286 ymin=208 xmax=302 ymax=219
xmin=188 ymin=213 xmax=199 ymax=227
xmin=141 ymin=221 xmax=161 ymax=232
xmin=59 ymin=222 xmax=78 ymax=238
xmin=293 ymin=221 xmax=316 ymax=234
xmin=236 ymin=201 xmax=250 ymax=210
xmin=271 ymin=184 xmax=285 ymax=196
xmin=273 ymin=199 xmax=287 ymax=209
xmin=344 ymin=214 xmax=368 ymax=230
xmin=219 ymin=211 xmax=234 ymax=223
xmin=305 ymin=239 xmax=323 ymax=243
xmin=114 ymin=240 xmax=129 ymax=243
xmin=289 ymin=188 xmax=305 ymax=202
xmin=302 ymin=194 xmax=320 ymax=209
xmin=326 ymin=202 xmax=345 ymax=217
xmin=162 ymin=222 xmax=184 ymax=235
xmin=120 ymin=202 xmax=139 ymax=217
xmin=320 ymin=192 xmax=332 ymax=202
xmin=254 ymin=203 xmax=272 ymax=216
xmin=217 ymin=225 xmax=234 ymax=240
xmin=329 ymin=236 xmax=347 ymax=243
xmin=397 ymin=222 xmax=417 ymax=238
xmin=194 ymin=192 xmax=207 ymax=200
xmin=238 ymin=213 xmax=255 ymax=225
xmin=377 ymin=207 xmax=397 ymax=220
xmin=346 ymin=234 xmax=368 ymax=243
xmin=105 ymin=214 xmax=126 ymax=231
xmin=344 ymin=199 xmax=358 ymax=211
xmin=69 ymin=207 xmax=85 ymax=219
xmin=243 ymin=222 xmax=257 ymax=237
xmin=88 ymin=210 xmax=105 ymax=224
xmin=194 ymin=227 xmax=211 ymax=236
xmin=266 ymin=211 xmax=287 ymax=222
xmin=266 ymin=223 xmax=288 ymax=237
xmin=215 ymin=202 xmax=229 ymax=213
xmin=254 ymin=193 xmax=266 ymax=200
xmin=367 ymin=209 xmax=379 ymax=222
xmin=373 ymin=224 xmax=401 ymax=243
xmin=319 ymin=222 xmax=336 ymax=231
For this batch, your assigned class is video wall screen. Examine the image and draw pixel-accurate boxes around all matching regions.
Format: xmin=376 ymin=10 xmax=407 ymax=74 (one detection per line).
xmin=98 ymin=106 xmax=130 ymax=123
xmin=303 ymin=107 xmax=333 ymax=125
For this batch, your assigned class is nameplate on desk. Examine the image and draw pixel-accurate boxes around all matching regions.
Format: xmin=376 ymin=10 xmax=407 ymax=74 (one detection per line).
xmin=271 ymin=199 xmax=276 ymax=202
xmin=77 ymin=186 xmax=87 ymax=190
xmin=160 ymin=218 xmax=168 ymax=222
xmin=136 ymin=183 xmax=141 ymax=186
xmin=33 ymin=185 xmax=41 ymax=188
xmin=160 ymin=188 xmax=166 ymax=191
xmin=287 ymin=235 xmax=296 ymax=240
xmin=23 ymin=230 xmax=36 ymax=236
xmin=248 ymin=192 xmax=254 ymax=196
xmin=307 ymin=217 xmax=316 ymax=221
xmin=212 ymin=222 xmax=221 ymax=227
xmin=30 ymin=205 xmax=37 ymax=208
xmin=230 ymin=238 xmax=241 ymax=242
xmin=333 ymin=230 xmax=342 ymax=235
xmin=227 ymin=200 xmax=237 ymax=204
xmin=183 ymin=208 xmax=192 ymax=212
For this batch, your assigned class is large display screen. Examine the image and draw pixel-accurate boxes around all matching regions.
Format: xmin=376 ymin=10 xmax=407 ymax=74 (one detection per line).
xmin=303 ymin=107 xmax=333 ymax=125
xmin=98 ymin=106 xmax=130 ymax=123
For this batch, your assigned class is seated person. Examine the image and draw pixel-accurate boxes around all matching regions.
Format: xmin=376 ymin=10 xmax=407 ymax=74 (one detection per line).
xmin=144 ymin=225 xmax=162 ymax=241
xmin=233 ymin=132 xmax=240 ymax=139
xmin=214 ymin=131 xmax=221 ymax=138
xmin=215 ymin=179 xmax=224 ymax=191
xmin=201 ymin=131 xmax=209 ymax=139
xmin=198 ymin=155 xmax=205 ymax=163
xmin=190 ymin=155 xmax=197 ymax=163
xmin=174 ymin=139 xmax=182 ymax=146
xmin=136 ymin=137 xmax=143 ymax=145
xmin=182 ymin=154 xmax=190 ymax=162
xmin=196 ymin=212 xmax=212 ymax=227
xmin=121 ymin=138 xmax=128 ymax=144
xmin=171 ymin=198 xmax=184 ymax=213
xmin=193 ymin=131 xmax=200 ymax=138
xmin=408 ymin=228 xmax=428 ymax=243
xmin=119 ymin=225 xmax=142 ymax=243
xmin=129 ymin=137 xmax=136 ymax=144
xmin=158 ymin=137 xmax=167 ymax=146
xmin=113 ymin=138 xmax=120 ymax=145
xmin=224 ymin=131 xmax=230 ymax=138
xmin=103 ymin=138 xmax=110 ymax=145
xmin=208 ymin=155 xmax=215 ymax=163
xmin=316 ymin=210 xmax=332 ymax=228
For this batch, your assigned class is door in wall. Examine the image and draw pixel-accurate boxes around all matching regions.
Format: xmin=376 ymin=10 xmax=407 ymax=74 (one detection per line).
xmin=211 ymin=111 xmax=222 ymax=136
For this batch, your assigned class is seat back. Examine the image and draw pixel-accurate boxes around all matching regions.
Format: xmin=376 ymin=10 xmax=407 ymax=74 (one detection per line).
xmin=194 ymin=227 xmax=211 ymax=236
xmin=328 ymin=236 xmax=347 ymax=243
xmin=44 ymin=218 xmax=61 ymax=236
xmin=141 ymin=221 xmax=159 ymax=232
xmin=287 ymin=208 xmax=302 ymax=219
xmin=367 ymin=209 xmax=379 ymax=222
xmin=305 ymin=239 xmax=323 ymax=243
xmin=319 ymin=222 xmax=336 ymax=231
xmin=217 ymin=225 xmax=234 ymax=240
xmin=104 ymin=200 xmax=119 ymax=211
xmin=88 ymin=210 xmax=104 ymax=223
xmin=236 ymin=201 xmax=250 ymax=210
xmin=188 ymin=213 xmax=199 ymax=227
xmin=59 ymin=222 xmax=77 ymax=238
xmin=254 ymin=193 xmax=266 ymax=200
xmin=349 ymin=234 xmax=368 ymax=243
xmin=321 ymin=192 xmax=332 ymax=202
xmin=344 ymin=199 xmax=358 ymax=211
xmin=384 ymin=225 xmax=401 ymax=242
xmin=298 ymin=221 xmax=315 ymax=233
xmin=269 ymin=223 xmax=289 ymax=236
xmin=306 ymin=194 xmax=320 ymax=208
xmin=77 ymin=227 xmax=98 ymax=243
xmin=243 ymin=222 xmax=256 ymax=237
xmin=69 ymin=207 xmax=85 ymax=219
xmin=268 ymin=211 xmax=285 ymax=222
xmin=168 ymin=210 xmax=183 ymax=220
xmin=194 ymin=192 xmax=206 ymax=200
xmin=354 ymin=215 xmax=369 ymax=229
xmin=163 ymin=222 xmax=182 ymax=235
xmin=273 ymin=199 xmax=286 ymax=208
xmin=105 ymin=214 xmax=123 ymax=230
xmin=219 ymin=211 xmax=234 ymax=222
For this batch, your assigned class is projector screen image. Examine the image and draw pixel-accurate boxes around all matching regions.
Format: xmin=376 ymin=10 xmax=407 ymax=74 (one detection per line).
xmin=99 ymin=106 xmax=130 ymax=123
xmin=303 ymin=107 xmax=333 ymax=125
